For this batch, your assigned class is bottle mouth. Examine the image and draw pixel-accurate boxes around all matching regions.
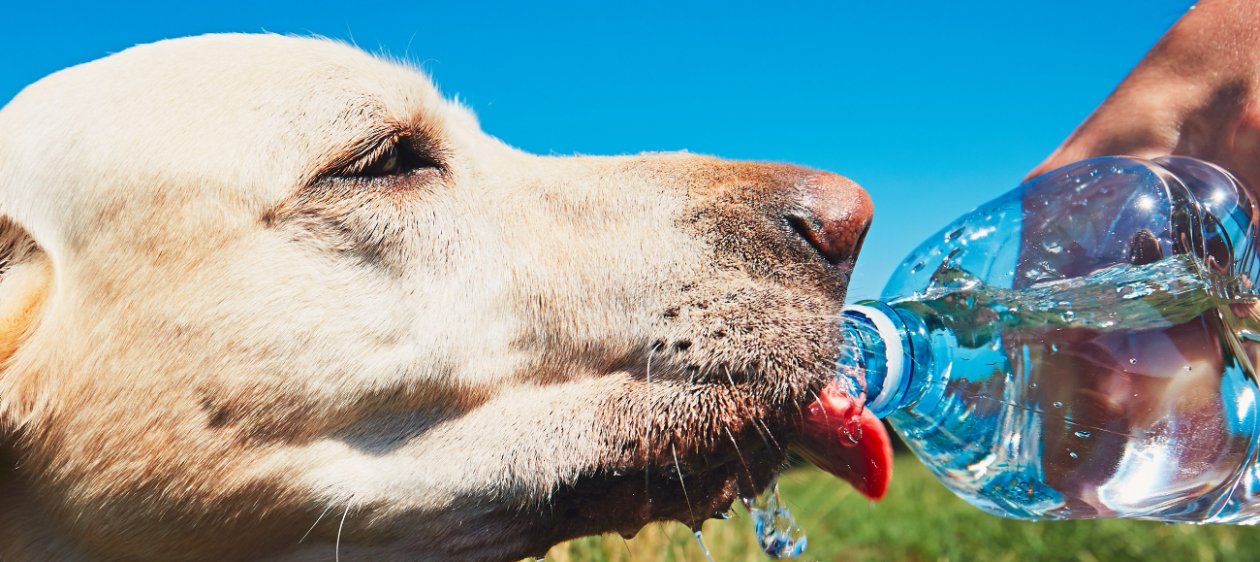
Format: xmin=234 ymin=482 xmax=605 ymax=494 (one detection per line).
xmin=840 ymin=303 xmax=907 ymax=418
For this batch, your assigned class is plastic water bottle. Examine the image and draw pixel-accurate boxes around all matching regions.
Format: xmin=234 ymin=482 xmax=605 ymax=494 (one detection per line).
xmin=838 ymin=156 xmax=1260 ymax=522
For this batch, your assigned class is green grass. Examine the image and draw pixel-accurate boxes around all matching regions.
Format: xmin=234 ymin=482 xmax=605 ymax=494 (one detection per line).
xmin=540 ymin=454 xmax=1260 ymax=562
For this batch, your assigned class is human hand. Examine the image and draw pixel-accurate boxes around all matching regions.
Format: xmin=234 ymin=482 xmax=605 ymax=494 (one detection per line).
xmin=1030 ymin=0 xmax=1260 ymax=190
xmin=1022 ymin=1 xmax=1257 ymax=508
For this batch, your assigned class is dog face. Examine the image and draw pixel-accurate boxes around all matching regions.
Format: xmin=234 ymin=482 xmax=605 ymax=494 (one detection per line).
xmin=0 ymin=34 xmax=872 ymax=561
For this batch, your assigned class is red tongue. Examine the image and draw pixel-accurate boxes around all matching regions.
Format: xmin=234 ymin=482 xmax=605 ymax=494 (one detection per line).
xmin=795 ymin=380 xmax=893 ymax=500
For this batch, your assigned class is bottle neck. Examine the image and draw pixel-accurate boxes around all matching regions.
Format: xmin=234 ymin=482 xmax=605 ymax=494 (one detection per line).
xmin=837 ymin=301 xmax=919 ymax=418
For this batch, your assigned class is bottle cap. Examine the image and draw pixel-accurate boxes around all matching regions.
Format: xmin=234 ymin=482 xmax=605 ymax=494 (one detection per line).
xmin=842 ymin=303 xmax=905 ymax=415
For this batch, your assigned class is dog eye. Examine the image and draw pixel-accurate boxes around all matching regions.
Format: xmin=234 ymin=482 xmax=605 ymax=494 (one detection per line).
xmin=362 ymin=145 xmax=402 ymax=176
xmin=349 ymin=140 xmax=440 ymax=178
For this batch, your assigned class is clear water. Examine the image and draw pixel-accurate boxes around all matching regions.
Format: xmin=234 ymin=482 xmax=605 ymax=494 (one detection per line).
xmin=887 ymin=252 xmax=1260 ymax=522
xmin=692 ymin=530 xmax=715 ymax=562
xmin=744 ymin=481 xmax=808 ymax=558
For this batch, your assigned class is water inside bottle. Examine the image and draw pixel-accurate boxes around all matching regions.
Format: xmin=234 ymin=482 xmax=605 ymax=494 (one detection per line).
xmin=889 ymin=252 xmax=1260 ymax=522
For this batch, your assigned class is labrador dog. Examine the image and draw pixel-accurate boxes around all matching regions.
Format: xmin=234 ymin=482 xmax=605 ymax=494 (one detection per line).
xmin=0 ymin=34 xmax=880 ymax=561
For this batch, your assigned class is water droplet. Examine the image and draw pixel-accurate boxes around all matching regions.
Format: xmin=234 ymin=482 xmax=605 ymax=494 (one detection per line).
xmin=747 ymin=482 xmax=808 ymax=558
xmin=693 ymin=531 xmax=715 ymax=562
xmin=1041 ymin=239 xmax=1063 ymax=254
xmin=1069 ymin=451 xmax=1079 ymax=459
xmin=1075 ymin=430 xmax=1092 ymax=438
xmin=1061 ymin=311 xmax=1075 ymax=321
xmin=1050 ymin=344 xmax=1059 ymax=353
xmin=1030 ymin=382 xmax=1038 ymax=389
xmin=1129 ymin=358 xmax=1137 ymax=365
xmin=944 ymin=226 xmax=965 ymax=242
xmin=1184 ymin=365 xmax=1193 ymax=372
xmin=842 ymin=418 xmax=863 ymax=444
xmin=910 ymin=261 xmax=925 ymax=274
xmin=1053 ymin=401 xmax=1064 ymax=408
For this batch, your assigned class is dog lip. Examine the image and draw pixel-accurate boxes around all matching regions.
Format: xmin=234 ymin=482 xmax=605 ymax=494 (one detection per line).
xmin=540 ymin=444 xmax=784 ymax=544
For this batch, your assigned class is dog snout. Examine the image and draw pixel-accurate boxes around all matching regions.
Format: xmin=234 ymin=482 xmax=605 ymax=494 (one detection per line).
xmin=786 ymin=172 xmax=873 ymax=266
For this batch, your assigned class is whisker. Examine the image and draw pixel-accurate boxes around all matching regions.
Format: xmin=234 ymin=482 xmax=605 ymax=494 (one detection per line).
xmin=803 ymin=386 xmax=828 ymax=425
xmin=298 ymin=502 xmax=335 ymax=544
xmin=753 ymin=417 xmax=783 ymax=454
xmin=644 ymin=346 xmax=656 ymax=502
xmin=789 ymin=384 xmax=810 ymax=420
xmin=724 ymin=425 xmax=755 ymax=489
xmin=671 ymin=444 xmax=696 ymax=525
xmin=335 ymin=497 xmax=354 ymax=562
xmin=748 ymin=413 xmax=775 ymax=451
xmin=806 ymin=354 xmax=868 ymax=402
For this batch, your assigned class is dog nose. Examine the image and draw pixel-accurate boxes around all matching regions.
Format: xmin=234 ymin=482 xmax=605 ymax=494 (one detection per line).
xmin=786 ymin=173 xmax=873 ymax=266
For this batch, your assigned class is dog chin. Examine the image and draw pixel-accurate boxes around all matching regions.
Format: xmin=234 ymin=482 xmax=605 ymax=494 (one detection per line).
xmin=501 ymin=389 xmax=795 ymax=560
xmin=528 ymin=448 xmax=783 ymax=546
xmin=570 ymin=373 xmax=818 ymax=529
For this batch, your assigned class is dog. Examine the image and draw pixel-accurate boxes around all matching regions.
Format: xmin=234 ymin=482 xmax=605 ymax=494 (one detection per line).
xmin=0 ymin=34 xmax=875 ymax=561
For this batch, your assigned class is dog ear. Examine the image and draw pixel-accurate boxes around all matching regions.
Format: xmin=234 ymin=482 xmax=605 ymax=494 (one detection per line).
xmin=0 ymin=216 xmax=52 ymax=451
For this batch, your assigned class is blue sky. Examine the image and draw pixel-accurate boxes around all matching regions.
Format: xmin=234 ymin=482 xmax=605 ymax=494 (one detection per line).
xmin=1 ymin=0 xmax=1193 ymax=299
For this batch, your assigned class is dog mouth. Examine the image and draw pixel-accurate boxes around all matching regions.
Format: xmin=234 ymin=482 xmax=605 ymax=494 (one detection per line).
xmin=539 ymin=437 xmax=784 ymax=543
xmin=514 ymin=259 xmax=893 ymax=554
xmin=526 ymin=370 xmax=893 ymax=553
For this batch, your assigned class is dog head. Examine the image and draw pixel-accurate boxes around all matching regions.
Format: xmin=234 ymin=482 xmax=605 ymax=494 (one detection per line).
xmin=0 ymin=34 xmax=873 ymax=560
